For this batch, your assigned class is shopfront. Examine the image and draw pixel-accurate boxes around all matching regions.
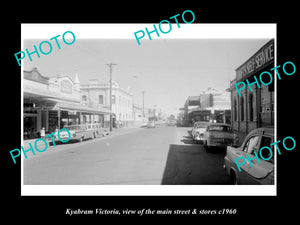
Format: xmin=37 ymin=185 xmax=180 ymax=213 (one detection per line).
xmin=188 ymin=109 xmax=211 ymax=124
xmin=23 ymin=68 xmax=112 ymax=139
xmin=228 ymin=39 xmax=275 ymax=133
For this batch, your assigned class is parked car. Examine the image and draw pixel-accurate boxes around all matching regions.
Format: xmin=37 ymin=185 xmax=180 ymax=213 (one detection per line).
xmin=54 ymin=124 xmax=101 ymax=143
xmin=166 ymin=120 xmax=176 ymax=126
xmin=86 ymin=123 xmax=108 ymax=137
xmin=191 ymin=121 xmax=209 ymax=143
xmin=147 ymin=121 xmax=156 ymax=128
xmin=203 ymin=123 xmax=238 ymax=151
xmin=224 ymin=127 xmax=274 ymax=185
xmin=177 ymin=120 xmax=188 ymax=127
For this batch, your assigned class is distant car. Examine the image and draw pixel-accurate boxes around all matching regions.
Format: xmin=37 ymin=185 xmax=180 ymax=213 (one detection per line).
xmin=224 ymin=127 xmax=274 ymax=185
xmin=203 ymin=123 xmax=238 ymax=151
xmin=166 ymin=120 xmax=176 ymax=126
xmin=177 ymin=120 xmax=188 ymax=127
xmin=191 ymin=121 xmax=209 ymax=143
xmin=147 ymin=121 xmax=156 ymax=128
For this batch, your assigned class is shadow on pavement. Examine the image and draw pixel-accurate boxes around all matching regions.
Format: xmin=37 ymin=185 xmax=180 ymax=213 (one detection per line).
xmin=180 ymin=138 xmax=195 ymax=145
xmin=161 ymin=143 xmax=231 ymax=185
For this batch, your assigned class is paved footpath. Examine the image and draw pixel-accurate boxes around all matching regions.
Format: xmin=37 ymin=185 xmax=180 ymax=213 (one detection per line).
xmin=22 ymin=126 xmax=142 ymax=158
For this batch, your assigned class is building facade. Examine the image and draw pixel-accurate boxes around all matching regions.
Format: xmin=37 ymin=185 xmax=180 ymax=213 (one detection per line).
xmin=183 ymin=88 xmax=231 ymax=125
xmin=23 ymin=68 xmax=112 ymax=139
xmin=228 ymin=39 xmax=275 ymax=133
xmin=80 ymin=79 xmax=134 ymax=127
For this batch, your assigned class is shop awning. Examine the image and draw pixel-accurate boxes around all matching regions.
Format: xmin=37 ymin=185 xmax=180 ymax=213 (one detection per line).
xmin=188 ymin=107 xmax=210 ymax=113
xmin=205 ymin=106 xmax=231 ymax=111
xmin=42 ymin=98 xmax=113 ymax=115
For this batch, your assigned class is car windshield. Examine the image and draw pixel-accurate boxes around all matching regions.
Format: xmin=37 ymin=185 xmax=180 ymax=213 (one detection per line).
xmin=196 ymin=123 xmax=207 ymax=128
xmin=208 ymin=125 xmax=232 ymax=132
xmin=63 ymin=125 xmax=82 ymax=131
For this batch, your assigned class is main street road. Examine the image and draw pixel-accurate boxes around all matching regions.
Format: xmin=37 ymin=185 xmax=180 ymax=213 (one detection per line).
xmin=23 ymin=125 xmax=231 ymax=185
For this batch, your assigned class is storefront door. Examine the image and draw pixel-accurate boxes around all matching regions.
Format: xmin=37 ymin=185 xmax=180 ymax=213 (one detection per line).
xmin=24 ymin=115 xmax=37 ymax=139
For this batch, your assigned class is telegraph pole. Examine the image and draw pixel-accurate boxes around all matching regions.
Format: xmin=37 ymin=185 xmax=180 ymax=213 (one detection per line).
xmin=106 ymin=63 xmax=117 ymax=132
xmin=142 ymin=91 xmax=145 ymax=120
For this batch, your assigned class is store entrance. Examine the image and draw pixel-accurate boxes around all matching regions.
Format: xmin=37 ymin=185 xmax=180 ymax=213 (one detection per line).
xmin=24 ymin=115 xmax=38 ymax=139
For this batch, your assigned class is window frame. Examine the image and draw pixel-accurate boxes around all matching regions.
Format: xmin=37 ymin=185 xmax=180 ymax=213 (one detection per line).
xmin=242 ymin=135 xmax=261 ymax=154
xmin=259 ymin=135 xmax=274 ymax=164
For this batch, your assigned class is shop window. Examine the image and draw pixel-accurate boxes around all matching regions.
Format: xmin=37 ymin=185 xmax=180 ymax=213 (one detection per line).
xmin=234 ymin=98 xmax=237 ymax=121
xmin=243 ymin=135 xmax=260 ymax=154
xmin=240 ymin=96 xmax=244 ymax=121
xmin=98 ymin=95 xmax=104 ymax=104
xmin=24 ymin=116 xmax=37 ymax=139
xmin=249 ymin=94 xmax=254 ymax=121
xmin=260 ymin=136 xmax=274 ymax=163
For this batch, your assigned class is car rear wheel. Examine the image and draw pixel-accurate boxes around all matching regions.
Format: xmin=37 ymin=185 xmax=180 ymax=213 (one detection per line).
xmin=230 ymin=171 xmax=238 ymax=185
xmin=204 ymin=141 xmax=210 ymax=152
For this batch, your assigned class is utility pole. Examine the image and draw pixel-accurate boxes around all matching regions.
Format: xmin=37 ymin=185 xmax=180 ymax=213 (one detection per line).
xmin=142 ymin=91 xmax=145 ymax=121
xmin=106 ymin=63 xmax=117 ymax=132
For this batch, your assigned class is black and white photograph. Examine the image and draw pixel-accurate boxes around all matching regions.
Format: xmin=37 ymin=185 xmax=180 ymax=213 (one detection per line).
xmin=4 ymin=4 xmax=298 ymax=221
xmin=20 ymin=24 xmax=277 ymax=195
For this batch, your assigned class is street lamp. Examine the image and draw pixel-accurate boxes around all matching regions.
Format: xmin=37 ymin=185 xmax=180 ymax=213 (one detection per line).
xmin=132 ymin=75 xmax=145 ymax=123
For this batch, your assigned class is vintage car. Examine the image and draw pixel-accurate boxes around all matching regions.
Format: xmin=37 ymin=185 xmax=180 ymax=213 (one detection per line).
xmin=203 ymin=123 xmax=238 ymax=151
xmin=191 ymin=121 xmax=209 ymax=143
xmin=54 ymin=124 xmax=104 ymax=143
xmin=176 ymin=120 xmax=188 ymax=127
xmin=224 ymin=127 xmax=274 ymax=185
xmin=166 ymin=120 xmax=176 ymax=126
xmin=86 ymin=123 xmax=108 ymax=137
xmin=147 ymin=120 xmax=156 ymax=128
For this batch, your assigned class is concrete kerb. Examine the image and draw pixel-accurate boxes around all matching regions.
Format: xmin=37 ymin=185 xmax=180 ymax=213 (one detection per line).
xmin=17 ymin=126 xmax=144 ymax=162
xmin=22 ymin=125 xmax=143 ymax=147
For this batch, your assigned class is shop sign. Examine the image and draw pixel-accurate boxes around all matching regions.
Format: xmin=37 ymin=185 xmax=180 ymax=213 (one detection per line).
xmin=68 ymin=110 xmax=77 ymax=115
xmin=236 ymin=39 xmax=274 ymax=81
xmin=192 ymin=110 xmax=211 ymax=116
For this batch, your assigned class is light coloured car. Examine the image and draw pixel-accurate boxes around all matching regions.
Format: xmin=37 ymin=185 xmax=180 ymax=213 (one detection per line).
xmin=224 ymin=127 xmax=274 ymax=185
xmin=147 ymin=121 xmax=156 ymax=128
xmin=53 ymin=124 xmax=98 ymax=143
xmin=166 ymin=120 xmax=176 ymax=126
xmin=203 ymin=123 xmax=238 ymax=151
xmin=191 ymin=121 xmax=209 ymax=143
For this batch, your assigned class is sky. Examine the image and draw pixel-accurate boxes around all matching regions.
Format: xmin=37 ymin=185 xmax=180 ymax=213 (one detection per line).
xmin=23 ymin=38 xmax=270 ymax=115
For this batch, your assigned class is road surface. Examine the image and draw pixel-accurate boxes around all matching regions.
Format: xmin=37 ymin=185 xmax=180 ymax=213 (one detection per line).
xmin=23 ymin=125 xmax=231 ymax=185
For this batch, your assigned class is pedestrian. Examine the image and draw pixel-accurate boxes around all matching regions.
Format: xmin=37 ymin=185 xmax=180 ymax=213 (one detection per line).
xmin=40 ymin=127 xmax=45 ymax=139
xmin=55 ymin=126 xmax=59 ymax=139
